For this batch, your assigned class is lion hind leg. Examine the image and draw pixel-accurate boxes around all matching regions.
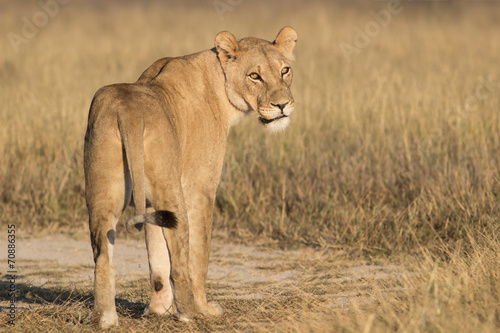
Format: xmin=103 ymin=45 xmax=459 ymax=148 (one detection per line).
xmin=142 ymin=172 xmax=196 ymax=320
xmin=145 ymin=185 xmax=196 ymax=320
xmin=89 ymin=211 xmax=120 ymax=328
xmin=86 ymin=128 xmax=130 ymax=328
xmin=143 ymin=221 xmax=176 ymax=316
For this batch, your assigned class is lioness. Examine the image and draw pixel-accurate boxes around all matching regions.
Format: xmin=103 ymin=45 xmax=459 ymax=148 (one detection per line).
xmin=84 ymin=27 xmax=297 ymax=328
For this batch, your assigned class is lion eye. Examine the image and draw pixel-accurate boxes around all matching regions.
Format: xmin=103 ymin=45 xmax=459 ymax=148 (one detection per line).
xmin=249 ymin=72 xmax=261 ymax=81
xmin=281 ymin=67 xmax=290 ymax=76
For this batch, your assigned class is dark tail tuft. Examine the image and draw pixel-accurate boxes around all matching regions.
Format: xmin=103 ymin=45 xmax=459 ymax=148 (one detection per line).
xmin=126 ymin=210 xmax=178 ymax=234
xmin=153 ymin=210 xmax=178 ymax=229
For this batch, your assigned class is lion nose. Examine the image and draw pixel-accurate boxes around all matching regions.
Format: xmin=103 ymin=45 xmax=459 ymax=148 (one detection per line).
xmin=271 ymin=102 xmax=288 ymax=112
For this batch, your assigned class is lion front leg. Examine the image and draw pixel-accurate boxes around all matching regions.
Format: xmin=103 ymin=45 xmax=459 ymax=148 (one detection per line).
xmin=185 ymin=188 xmax=223 ymax=317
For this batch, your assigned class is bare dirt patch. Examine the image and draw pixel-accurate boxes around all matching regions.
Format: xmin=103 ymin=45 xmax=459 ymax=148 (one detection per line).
xmin=1 ymin=233 xmax=409 ymax=319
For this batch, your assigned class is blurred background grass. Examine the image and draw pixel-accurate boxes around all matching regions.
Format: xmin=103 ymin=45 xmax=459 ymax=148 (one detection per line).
xmin=0 ymin=0 xmax=499 ymax=255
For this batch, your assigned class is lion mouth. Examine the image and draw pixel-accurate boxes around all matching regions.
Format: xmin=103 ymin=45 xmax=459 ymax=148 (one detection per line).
xmin=259 ymin=114 xmax=288 ymax=124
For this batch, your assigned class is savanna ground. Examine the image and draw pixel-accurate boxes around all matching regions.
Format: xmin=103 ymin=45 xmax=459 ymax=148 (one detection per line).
xmin=1 ymin=0 xmax=500 ymax=331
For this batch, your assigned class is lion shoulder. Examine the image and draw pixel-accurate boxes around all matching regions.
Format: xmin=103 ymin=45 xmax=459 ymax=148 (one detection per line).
xmin=136 ymin=57 xmax=174 ymax=84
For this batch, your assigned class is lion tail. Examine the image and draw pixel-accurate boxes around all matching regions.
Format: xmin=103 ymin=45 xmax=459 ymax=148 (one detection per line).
xmin=126 ymin=211 xmax=178 ymax=234
xmin=117 ymin=109 xmax=177 ymax=234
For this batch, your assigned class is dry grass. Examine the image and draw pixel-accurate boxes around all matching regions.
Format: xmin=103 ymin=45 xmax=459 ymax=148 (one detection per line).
xmin=1 ymin=0 xmax=500 ymax=331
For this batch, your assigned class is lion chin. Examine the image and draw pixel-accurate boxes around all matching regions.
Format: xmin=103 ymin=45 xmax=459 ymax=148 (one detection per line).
xmin=259 ymin=115 xmax=291 ymax=133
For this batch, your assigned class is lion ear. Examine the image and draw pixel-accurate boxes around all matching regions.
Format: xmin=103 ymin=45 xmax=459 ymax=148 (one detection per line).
xmin=273 ymin=26 xmax=297 ymax=61
xmin=215 ymin=31 xmax=239 ymax=69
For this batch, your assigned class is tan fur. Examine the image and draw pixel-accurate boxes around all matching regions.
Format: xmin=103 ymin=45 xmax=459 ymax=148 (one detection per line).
xmin=84 ymin=27 xmax=297 ymax=328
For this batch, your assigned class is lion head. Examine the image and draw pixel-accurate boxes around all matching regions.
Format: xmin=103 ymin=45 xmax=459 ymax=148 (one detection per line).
xmin=215 ymin=27 xmax=297 ymax=132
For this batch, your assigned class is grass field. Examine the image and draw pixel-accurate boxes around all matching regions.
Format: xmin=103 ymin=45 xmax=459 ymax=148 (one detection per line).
xmin=1 ymin=0 xmax=499 ymax=331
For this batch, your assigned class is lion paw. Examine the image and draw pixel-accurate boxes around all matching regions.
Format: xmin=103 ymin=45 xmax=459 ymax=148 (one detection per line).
xmin=175 ymin=312 xmax=192 ymax=322
xmin=143 ymin=303 xmax=175 ymax=317
xmin=92 ymin=310 xmax=118 ymax=329
xmin=201 ymin=302 xmax=223 ymax=317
